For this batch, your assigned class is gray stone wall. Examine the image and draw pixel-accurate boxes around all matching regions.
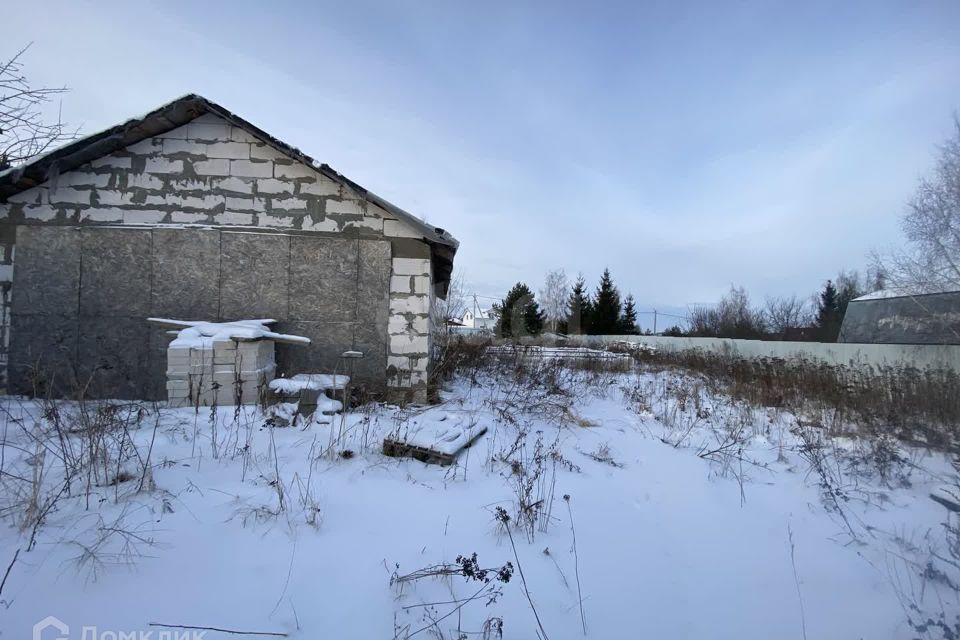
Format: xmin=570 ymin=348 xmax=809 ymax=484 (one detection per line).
xmin=9 ymin=225 xmax=391 ymax=399
xmin=0 ymin=113 xmax=436 ymax=399
xmin=839 ymin=292 xmax=960 ymax=345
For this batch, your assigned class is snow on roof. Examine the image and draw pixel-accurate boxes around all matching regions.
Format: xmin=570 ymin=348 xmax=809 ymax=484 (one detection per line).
xmin=852 ymin=288 xmax=960 ymax=301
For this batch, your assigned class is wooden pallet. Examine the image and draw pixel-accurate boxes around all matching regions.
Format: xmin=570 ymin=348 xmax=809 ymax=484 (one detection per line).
xmin=382 ymin=427 xmax=488 ymax=466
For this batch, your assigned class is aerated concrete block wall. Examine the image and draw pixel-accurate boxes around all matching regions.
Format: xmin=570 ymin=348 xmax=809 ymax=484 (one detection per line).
xmin=0 ymin=113 xmax=437 ymax=400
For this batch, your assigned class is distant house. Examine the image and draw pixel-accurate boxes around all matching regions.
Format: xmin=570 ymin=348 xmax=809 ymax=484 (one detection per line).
xmin=460 ymin=308 xmax=496 ymax=331
xmin=839 ymin=290 xmax=960 ymax=345
xmin=0 ymin=94 xmax=458 ymax=401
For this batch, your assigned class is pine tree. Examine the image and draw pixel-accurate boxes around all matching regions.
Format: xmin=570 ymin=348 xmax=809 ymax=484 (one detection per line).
xmin=590 ymin=268 xmax=622 ymax=335
xmin=618 ymin=294 xmax=639 ymax=334
xmin=496 ymin=282 xmax=544 ymax=339
xmin=816 ymin=280 xmax=841 ymax=342
xmin=566 ymin=274 xmax=592 ymax=335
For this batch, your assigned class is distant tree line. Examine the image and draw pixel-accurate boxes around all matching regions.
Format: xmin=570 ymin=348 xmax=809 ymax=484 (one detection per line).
xmin=683 ymin=268 xmax=884 ymax=342
xmin=493 ymin=268 xmax=641 ymax=340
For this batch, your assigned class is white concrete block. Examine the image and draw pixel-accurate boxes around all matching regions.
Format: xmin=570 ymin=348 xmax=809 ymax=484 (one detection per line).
xmin=128 ymin=174 xmax=165 ymax=190
xmin=389 ymin=314 xmax=429 ymax=335
xmin=383 ymin=219 xmax=422 ymax=239
xmin=155 ymin=123 xmax=191 ymax=140
xmin=258 ymin=214 xmax=295 ymax=228
xmin=251 ymin=144 xmax=288 ymax=161
xmin=299 ymin=177 xmax=341 ymax=197
xmin=326 ymin=198 xmax=364 ymax=216
xmin=95 ymin=191 xmax=135 ymax=206
xmin=207 ymin=142 xmax=251 ymax=160
xmin=230 ymin=127 xmax=261 ymax=144
xmin=230 ymin=160 xmax=272 ymax=178
xmin=301 ymin=216 xmax=339 ymax=232
xmin=194 ymin=159 xmax=231 ymax=176
xmin=123 ymin=210 xmax=167 ymax=224
xmin=390 ymin=334 xmax=429 ymax=355
xmin=6 ymin=188 xmax=43 ymax=204
xmin=188 ymin=122 xmax=232 ymax=142
xmin=22 ymin=205 xmax=57 ymax=221
xmin=145 ymin=158 xmax=184 ymax=174
xmin=390 ymin=275 xmax=413 ymax=294
xmin=216 ymin=211 xmax=254 ymax=225
xmin=54 ymin=172 xmax=110 ymax=188
xmin=392 ymin=258 xmax=430 ymax=276
xmin=389 ymin=275 xmax=429 ymax=295
xmin=80 ymin=208 xmax=123 ymax=222
xmin=171 ymin=212 xmax=208 ymax=223
xmin=225 ymin=196 xmax=265 ymax=212
xmin=390 ymin=295 xmax=430 ymax=315
xmin=350 ymin=216 xmax=383 ymax=232
xmin=270 ymin=196 xmax=308 ymax=211
xmin=255 ymin=178 xmax=294 ymax=194
xmin=212 ymin=177 xmax=253 ymax=194
xmin=49 ymin=188 xmax=92 ymax=205
xmin=179 ymin=194 xmax=225 ymax=210
xmin=168 ymin=179 xmax=207 ymax=191
xmin=162 ymin=138 xmax=201 ymax=155
xmin=275 ymin=163 xmax=319 ymax=180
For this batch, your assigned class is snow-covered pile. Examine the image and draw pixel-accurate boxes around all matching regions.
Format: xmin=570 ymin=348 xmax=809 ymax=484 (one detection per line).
xmin=268 ymin=374 xmax=350 ymax=395
xmin=0 ymin=364 xmax=956 ymax=639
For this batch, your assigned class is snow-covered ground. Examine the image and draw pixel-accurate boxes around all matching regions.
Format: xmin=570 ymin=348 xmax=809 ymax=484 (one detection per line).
xmin=1 ymin=360 xmax=957 ymax=639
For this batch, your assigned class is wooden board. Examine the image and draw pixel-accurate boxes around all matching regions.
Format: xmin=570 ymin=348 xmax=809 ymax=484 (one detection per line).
xmin=382 ymin=427 xmax=488 ymax=466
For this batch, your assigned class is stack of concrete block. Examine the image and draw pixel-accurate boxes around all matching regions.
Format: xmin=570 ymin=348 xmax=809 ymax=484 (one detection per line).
xmin=167 ymin=338 xmax=276 ymax=407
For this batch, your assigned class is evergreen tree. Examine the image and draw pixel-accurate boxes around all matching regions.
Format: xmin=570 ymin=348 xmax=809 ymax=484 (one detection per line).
xmin=618 ymin=294 xmax=639 ymax=334
xmin=496 ymin=282 xmax=544 ymax=339
xmin=566 ymin=274 xmax=593 ymax=335
xmin=816 ymin=280 xmax=842 ymax=342
xmin=590 ymin=268 xmax=622 ymax=335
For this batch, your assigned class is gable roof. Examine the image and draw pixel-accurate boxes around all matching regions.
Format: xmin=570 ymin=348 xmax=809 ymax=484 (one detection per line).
xmin=0 ymin=93 xmax=458 ymax=291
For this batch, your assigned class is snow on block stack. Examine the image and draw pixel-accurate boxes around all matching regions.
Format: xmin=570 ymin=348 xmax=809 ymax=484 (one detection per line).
xmin=149 ymin=318 xmax=310 ymax=407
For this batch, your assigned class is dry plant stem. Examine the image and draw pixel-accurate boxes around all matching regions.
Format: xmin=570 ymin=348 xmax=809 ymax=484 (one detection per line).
xmin=0 ymin=547 xmax=20 ymax=600
xmin=149 ymin=622 xmax=287 ymax=637
xmin=788 ymin=524 xmax=808 ymax=640
xmin=502 ymin=521 xmax=550 ymax=640
xmin=565 ymin=498 xmax=587 ymax=636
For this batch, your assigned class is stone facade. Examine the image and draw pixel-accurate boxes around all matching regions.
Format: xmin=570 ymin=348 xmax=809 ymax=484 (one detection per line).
xmin=0 ymin=113 xmax=439 ymax=401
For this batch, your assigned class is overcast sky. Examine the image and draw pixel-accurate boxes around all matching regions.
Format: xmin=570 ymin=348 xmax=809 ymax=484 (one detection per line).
xmin=7 ymin=0 xmax=960 ymax=321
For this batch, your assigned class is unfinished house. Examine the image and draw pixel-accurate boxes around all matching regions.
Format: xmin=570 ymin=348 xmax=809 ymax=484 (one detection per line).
xmin=0 ymin=94 xmax=458 ymax=402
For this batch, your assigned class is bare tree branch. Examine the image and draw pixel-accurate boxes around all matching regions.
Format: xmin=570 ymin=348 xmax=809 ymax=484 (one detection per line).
xmin=0 ymin=43 xmax=78 ymax=170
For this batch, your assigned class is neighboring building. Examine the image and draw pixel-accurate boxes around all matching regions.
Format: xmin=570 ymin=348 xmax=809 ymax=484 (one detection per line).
xmin=839 ymin=290 xmax=960 ymax=345
xmin=0 ymin=94 xmax=457 ymax=401
xmin=460 ymin=308 xmax=496 ymax=331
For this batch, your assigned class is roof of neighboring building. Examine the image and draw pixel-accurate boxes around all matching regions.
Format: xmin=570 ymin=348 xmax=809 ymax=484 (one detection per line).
xmin=0 ymin=93 xmax=458 ymax=290
xmin=853 ymin=288 xmax=960 ymax=302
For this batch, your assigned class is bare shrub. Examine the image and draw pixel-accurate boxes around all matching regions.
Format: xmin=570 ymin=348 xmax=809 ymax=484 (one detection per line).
xmin=631 ymin=349 xmax=960 ymax=450
xmin=391 ymin=552 xmax=513 ymax=640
